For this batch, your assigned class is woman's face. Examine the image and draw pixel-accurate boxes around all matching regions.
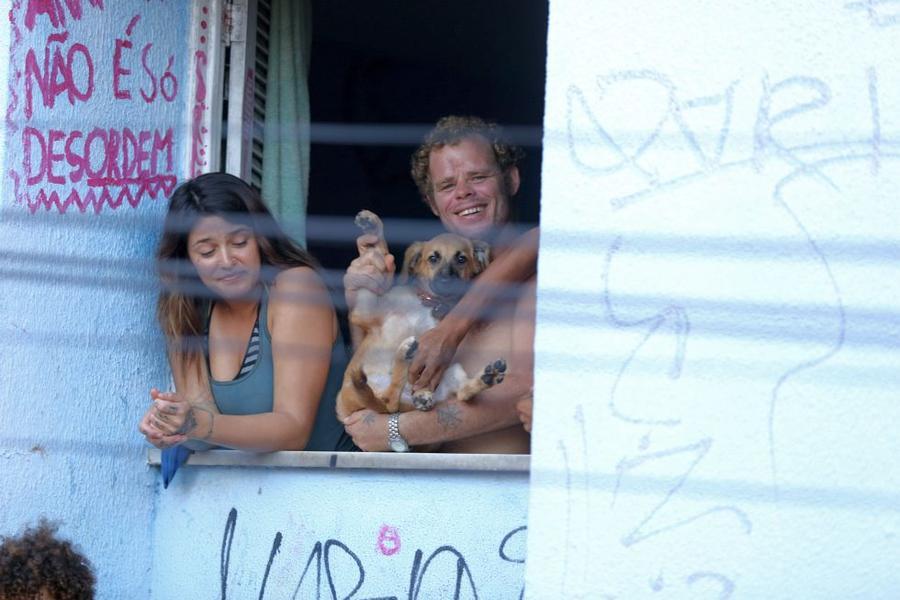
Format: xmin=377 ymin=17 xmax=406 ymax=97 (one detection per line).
xmin=186 ymin=215 xmax=262 ymax=300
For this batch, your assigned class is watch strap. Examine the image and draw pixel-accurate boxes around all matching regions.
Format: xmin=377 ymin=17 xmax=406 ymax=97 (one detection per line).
xmin=388 ymin=413 xmax=409 ymax=452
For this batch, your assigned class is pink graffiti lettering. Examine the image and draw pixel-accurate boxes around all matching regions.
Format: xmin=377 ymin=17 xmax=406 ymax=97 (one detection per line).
xmin=138 ymin=46 xmax=178 ymax=104
xmin=376 ymin=525 xmax=401 ymax=556
xmin=24 ymin=31 xmax=94 ymax=118
xmin=139 ymin=44 xmax=156 ymax=102
xmin=160 ymin=55 xmax=177 ymax=102
xmin=113 ymin=38 xmax=132 ymax=100
xmin=116 ymin=14 xmax=177 ymax=104
xmin=23 ymin=126 xmax=174 ymax=185
xmin=24 ymin=0 xmax=105 ymax=31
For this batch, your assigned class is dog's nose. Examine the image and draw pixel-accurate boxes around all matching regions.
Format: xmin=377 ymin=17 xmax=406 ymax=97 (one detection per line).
xmin=432 ymin=270 xmax=466 ymax=297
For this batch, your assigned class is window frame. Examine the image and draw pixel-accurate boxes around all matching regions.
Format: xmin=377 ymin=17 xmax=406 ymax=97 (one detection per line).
xmin=179 ymin=0 xmax=536 ymax=469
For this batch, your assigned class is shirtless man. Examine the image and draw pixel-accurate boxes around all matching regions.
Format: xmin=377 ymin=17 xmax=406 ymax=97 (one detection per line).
xmin=342 ymin=115 xmax=537 ymax=453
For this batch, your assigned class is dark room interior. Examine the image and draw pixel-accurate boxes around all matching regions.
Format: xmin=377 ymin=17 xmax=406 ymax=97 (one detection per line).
xmin=305 ymin=1 xmax=549 ymax=275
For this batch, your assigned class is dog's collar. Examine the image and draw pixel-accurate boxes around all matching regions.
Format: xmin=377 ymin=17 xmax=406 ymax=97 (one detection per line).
xmin=417 ymin=291 xmax=450 ymax=320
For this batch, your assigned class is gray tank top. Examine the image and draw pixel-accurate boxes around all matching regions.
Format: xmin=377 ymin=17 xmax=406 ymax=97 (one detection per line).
xmin=207 ymin=292 xmax=356 ymax=452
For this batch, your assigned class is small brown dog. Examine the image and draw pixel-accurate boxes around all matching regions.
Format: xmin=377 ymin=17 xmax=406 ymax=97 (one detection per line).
xmin=336 ymin=210 xmax=507 ymax=421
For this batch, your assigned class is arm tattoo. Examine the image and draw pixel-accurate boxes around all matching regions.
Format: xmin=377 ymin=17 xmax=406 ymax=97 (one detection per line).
xmin=174 ymin=409 xmax=197 ymax=436
xmin=190 ymin=405 xmax=216 ymax=440
xmin=363 ymin=412 xmax=377 ymax=426
xmin=436 ymin=404 xmax=463 ymax=431
xmin=177 ymin=391 xmax=218 ymax=440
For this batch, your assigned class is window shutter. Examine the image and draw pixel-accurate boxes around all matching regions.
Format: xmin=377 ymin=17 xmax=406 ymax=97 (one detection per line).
xmin=223 ymin=0 xmax=271 ymax=189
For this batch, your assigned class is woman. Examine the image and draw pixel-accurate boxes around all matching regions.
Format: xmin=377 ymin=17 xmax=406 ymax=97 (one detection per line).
xmin=139 ymin=172 xmax=355 ymax=454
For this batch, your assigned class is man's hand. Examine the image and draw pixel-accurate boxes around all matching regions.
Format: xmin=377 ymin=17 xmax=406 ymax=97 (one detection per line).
xmin=343 ymin=234 xmax=396 ymax=311
xmin=343 ymin=409 xmax=391 ymax=452
xmin=516 ymin=392 xmax=533 ymax=433
xmin=407 ymin=319 xmax=464 ymax=392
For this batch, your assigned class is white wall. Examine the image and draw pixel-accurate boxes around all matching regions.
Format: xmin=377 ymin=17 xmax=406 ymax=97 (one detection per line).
xmin=528 ymin=1 xmax=900 ymax=598
xmin=153 ymin=464 xmax=528 ymax=598
xmin=0 ymin=2 xmax=190 ymax=597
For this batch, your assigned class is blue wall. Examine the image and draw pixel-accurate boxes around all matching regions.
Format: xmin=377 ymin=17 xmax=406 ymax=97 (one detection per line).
xmin=1 ymin=1 xmax=189 ymax=597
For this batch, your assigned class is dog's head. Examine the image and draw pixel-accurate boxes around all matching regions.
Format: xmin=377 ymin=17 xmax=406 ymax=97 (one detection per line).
xmin=399 ymin=233 xmax=490 ymax=302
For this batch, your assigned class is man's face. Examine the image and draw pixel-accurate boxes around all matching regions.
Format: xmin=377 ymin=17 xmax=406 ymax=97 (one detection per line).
xmin=426 ymin=136 xmax=519 ymax=240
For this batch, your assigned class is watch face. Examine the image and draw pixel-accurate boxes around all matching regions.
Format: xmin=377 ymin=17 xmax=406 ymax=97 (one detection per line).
xmin=389 ymin=437 xmax=408 ymax=452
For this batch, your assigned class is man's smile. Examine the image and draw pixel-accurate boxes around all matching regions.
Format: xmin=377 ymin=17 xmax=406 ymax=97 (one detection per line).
xmin=457 ymin=206 xmax=485 ymax=217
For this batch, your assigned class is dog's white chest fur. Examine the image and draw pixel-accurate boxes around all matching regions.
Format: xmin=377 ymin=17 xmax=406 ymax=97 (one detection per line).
xmin=360 ymin=287 xmax=465 ymax=406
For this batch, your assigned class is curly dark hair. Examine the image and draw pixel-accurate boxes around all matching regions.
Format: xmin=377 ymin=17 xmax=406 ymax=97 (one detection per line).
xmin=0 ymin=520 xmax=95 ymax=600
xmin=410 ymin=115 xmax=525 ymax=203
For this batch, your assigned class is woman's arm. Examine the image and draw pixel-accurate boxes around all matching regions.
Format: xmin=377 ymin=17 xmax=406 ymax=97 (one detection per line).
xmin=408 ymin=226 xmax=539 ymax=391
xmin=148 ymin=267 xmax=337 ymax=452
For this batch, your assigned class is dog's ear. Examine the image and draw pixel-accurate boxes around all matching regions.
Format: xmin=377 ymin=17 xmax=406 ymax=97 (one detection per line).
xmin=472 ymin=240 xmax=491 ymax=275
xmin=399 ymin=242 xmax=424 ymax=284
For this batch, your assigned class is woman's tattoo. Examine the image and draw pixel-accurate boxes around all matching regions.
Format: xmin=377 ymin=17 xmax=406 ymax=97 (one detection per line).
xmin=190 ymin=405 xmax=216 ymax=440
xmin=174 ymin=410 xmax=197 ymax=436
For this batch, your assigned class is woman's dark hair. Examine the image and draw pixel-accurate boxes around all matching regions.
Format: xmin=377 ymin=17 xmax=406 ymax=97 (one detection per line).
xmin=156 ymin=172 xmax=316 ymax=366
xmin=0 ymin=519 xmax=95 ymax=600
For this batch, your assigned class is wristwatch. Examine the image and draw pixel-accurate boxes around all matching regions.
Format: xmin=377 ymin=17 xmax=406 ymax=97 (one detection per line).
xmin=387 ymin=413 xmax=409 ymax=452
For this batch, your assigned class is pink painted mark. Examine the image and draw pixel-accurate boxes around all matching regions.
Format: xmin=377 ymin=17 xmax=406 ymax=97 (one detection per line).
xmin=24 ymin=0 xmax=105 ymax=32
xmin=8 ymin=1 xmax=25 ymax=205
xmin=125 ymin=14 xmax=140 ymax=36
xmin=24 ymin=175 xmax=176 ymax=214
xmin=9 ymin=169 xmax=23 ymax=205
xmin=7 ymin=0 xmax=24 ymax=136
xmin=376 ymin=525 xmax=401 ymax=556
xmin=190 ymin=50 xmax=209 ymax=177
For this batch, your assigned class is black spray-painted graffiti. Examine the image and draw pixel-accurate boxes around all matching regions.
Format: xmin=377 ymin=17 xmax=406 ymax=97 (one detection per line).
xmin=558 ymin=57 xmax=900 ymax=595
xmin=218 ymin=508 xmax=526 ymax=600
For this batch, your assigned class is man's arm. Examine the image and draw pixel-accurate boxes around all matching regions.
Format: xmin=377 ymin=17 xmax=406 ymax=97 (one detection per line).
xmin=345 ymin=277 xmax=537 ymax=452
xmin=408 ymin=226 xmax=539 ymax=391
xmin=343 ymin=390 xmax=523 ymax=451
xmin=343 ymin=233 xmax=396 ymax=348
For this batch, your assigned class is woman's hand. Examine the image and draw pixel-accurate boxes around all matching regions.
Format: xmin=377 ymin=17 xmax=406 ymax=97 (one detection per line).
xmin=343 ymin=409 xmax=390 ymax=452
xmin=138 ymin=388 xmax=190 ymax=448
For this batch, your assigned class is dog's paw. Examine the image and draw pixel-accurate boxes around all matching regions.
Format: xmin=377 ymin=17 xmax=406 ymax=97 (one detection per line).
xmin=413 ymin=390 xmax=435 ymax=411
xmin=481 ymin=359 xmax=507 ymax=386
xmin=399 ymin=337 xmax=418 ymax=361
xmin=354 ymin=210 xmax=383 ymax=236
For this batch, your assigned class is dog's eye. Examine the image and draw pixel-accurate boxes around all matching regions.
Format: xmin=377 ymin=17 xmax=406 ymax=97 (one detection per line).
xmin=456 ymin=253 xmax=468 ymax=264
xmin=428 ymin=253 xmax=440 ymax=264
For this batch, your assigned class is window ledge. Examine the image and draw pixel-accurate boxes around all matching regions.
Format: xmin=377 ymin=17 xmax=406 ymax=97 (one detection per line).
xmin=147 ymin=449 xmax=530 ymax=473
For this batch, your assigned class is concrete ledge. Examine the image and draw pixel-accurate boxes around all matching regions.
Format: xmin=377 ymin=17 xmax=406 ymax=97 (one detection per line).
xmin=147 ymin=449 xmax=530 ymax=472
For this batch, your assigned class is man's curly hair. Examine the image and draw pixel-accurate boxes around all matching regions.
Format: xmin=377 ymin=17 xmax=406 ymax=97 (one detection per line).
xmin=410 ymin=115 xmax=525 ymax=203
xmin=0 ymin=520 xmax=95 ymax=600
